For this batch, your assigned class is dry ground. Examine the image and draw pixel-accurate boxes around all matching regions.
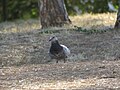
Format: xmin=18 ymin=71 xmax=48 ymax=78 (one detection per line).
xmin=0 ymin=13 xmax=120 ymax=90
xmin=0 ymin=60 xmax=120 ymax=90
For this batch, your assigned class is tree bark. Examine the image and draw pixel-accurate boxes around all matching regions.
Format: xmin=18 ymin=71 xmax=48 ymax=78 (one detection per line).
xmin=114 ymin=5 xmax=120 ymax=28
xmin=38 ymin=0 xmax=71 ymax=28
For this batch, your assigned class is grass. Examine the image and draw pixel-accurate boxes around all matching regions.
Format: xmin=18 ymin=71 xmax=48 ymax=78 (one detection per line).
xmin=0 ymin=13 xmax=119 ymax=66
xmin=70 ymin=13 xmax=116 ymax=30
xmin=0 ymin=13 xmax=120 ymax=90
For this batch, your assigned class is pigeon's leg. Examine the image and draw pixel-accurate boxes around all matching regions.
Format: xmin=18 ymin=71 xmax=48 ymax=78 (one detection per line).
xmin=56 ymin=59 xmax=58 ymax=63
xmin=64 ymin=59 xmax=67 ymax=63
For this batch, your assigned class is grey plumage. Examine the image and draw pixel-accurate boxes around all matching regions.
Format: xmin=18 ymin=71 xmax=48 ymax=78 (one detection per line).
xmin=49 ymin=36 xmax=70 ymax=63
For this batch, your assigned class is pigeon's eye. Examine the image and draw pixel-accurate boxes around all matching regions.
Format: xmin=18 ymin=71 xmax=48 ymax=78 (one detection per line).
xmin=52 ymin=37 xmax=55 ymax=39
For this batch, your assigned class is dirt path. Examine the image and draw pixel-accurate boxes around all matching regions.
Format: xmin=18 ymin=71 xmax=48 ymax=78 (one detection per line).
xmin=0 ymin=60 xmax=120 ymax=90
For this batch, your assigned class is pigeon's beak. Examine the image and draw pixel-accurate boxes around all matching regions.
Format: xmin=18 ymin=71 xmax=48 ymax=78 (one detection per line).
xmin=49 ymin=37 xmax=55 ymax=42
xmin=49 ymin=38 xmax=52 ymax=41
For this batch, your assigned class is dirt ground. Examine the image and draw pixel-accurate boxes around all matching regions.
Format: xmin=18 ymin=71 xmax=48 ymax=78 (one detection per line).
xmin=0 ymin=60 xmax=120 ymax=90
xmin=0 ymin=13 xmax=120 ymax=90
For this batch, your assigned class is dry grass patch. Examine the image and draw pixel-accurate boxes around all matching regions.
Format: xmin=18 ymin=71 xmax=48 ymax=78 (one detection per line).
xmin=70 ymin=13 xmax=116 ymax=30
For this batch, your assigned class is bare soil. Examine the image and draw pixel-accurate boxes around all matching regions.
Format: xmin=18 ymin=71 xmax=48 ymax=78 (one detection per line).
xmin=0 ymin=60 xmax=120 ymax=90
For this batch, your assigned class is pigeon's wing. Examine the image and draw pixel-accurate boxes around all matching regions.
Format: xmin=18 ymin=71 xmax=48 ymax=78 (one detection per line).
xmin=60 ymin=44 xmax=70 ymax=57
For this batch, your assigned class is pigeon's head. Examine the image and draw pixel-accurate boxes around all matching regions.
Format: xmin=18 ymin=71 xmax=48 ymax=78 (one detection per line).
xmin=49 ymin=36 xmax=58 ymax=42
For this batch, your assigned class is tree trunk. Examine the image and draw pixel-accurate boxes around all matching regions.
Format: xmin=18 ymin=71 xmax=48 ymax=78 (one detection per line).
xmin=38 ymin=0 xmax=71 ymax=28
xmin=114 ymin=5 xmax=120 ymax=28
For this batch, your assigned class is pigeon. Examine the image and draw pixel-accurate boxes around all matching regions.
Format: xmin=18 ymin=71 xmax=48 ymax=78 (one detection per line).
xmin=49 ymin=36 xmax=70 ymax=63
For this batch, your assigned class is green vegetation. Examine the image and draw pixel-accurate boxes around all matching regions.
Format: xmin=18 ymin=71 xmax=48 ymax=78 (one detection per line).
xmin=0 ymin=0 xmax=119 ymax=22
xmin=0 ymin=0 xmax=39 ymax=22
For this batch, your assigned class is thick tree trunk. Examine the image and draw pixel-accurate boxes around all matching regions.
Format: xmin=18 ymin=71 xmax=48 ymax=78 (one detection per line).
xmin=115 ymin=6 xmax=120 ymax=28
xmin=38 ymin=0 xmax=71 ymax=28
